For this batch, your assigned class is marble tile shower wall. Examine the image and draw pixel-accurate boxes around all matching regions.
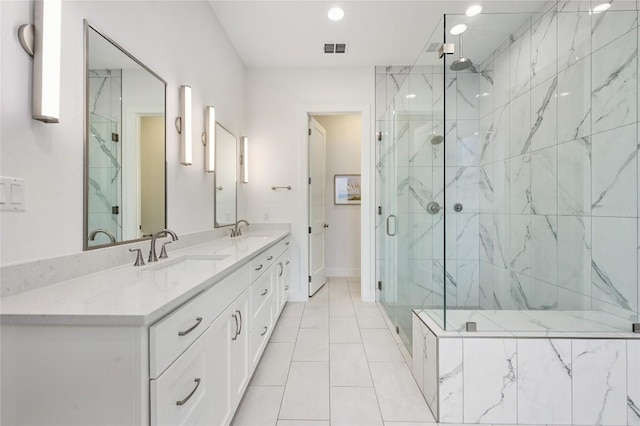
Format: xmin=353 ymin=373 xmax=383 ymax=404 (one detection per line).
xmin=476 ymin=4 xmax=640 ymax=323
xmin=88 ymin=69 xmax=122 ymax=242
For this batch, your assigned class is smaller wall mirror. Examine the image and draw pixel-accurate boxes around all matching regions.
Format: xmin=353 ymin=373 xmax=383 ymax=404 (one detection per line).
xmin=215 ymin=123 xmax=237 ymax=227
xmin=84 ymin=22 xmax=167 ymax=249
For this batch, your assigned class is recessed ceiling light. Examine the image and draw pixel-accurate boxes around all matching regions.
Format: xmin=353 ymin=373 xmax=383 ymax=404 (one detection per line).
xmin=450 ymin=24 xmax=467 ymax=35
xmin=592 ymin=2 xmax=611 ymax=13
xmin=328 ymin=7 xmax=345 ymax=21
xmin=466 ymin=5 xmax=483 ymax=16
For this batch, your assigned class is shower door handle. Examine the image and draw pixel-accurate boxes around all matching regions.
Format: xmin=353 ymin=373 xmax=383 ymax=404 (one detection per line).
xmin=386 ymin=215 xmax=397 ymax=237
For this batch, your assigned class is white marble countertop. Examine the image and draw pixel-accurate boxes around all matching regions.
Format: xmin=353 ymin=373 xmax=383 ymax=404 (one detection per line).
xmin=1 ymin=231 xmax=289 ymax=326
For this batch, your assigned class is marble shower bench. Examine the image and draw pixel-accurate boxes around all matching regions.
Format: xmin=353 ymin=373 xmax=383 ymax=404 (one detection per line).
xmin=412 ymin=309 xmax=640 ymax=425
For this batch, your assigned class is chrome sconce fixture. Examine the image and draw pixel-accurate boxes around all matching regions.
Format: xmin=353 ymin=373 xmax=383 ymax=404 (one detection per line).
xmin=202 ymin=106 xmax=215 ymax=172
xmin=18 ymin=0 xmax=62 ymax=123
xmin=176 ymin=85 xmax=192 ymax=165
xmin=240 ymin=136 xmax=249 ymax=183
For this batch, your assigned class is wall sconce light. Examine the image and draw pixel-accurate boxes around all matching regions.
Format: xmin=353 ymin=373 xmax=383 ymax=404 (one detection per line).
xmin=17 ymin=0 xmax=62 ymax=123
xmin=175 ymin=85 xmax=192 ymax=165
xmin=240 ymin=136 xmax=249 ymax=183
xmin=202 ymin=106 xmax=215 ymax=172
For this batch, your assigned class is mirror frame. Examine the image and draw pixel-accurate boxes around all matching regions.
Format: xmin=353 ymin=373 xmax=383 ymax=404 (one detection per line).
xmin=83 ymin=20 xmax=168 ymax=250
xmin=213 ymin=122 xmax=238 ymax=228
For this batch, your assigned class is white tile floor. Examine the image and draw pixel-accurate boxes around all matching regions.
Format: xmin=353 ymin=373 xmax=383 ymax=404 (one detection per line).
xmin=232 ymin=276 xmax=436 ymax=426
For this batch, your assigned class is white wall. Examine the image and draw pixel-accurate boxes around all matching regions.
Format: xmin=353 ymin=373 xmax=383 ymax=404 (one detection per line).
xmin=244 ymin=67 xmax=374 ymax=301
xmin=0 ymin=0 xmax=246 ymax=265
xmin=314 ymin=114 xmax=361 ymax=277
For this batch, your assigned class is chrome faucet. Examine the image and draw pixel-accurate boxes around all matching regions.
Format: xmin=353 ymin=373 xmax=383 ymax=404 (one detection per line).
xmin=148 ymin=229 xmax=179 ymax=262
xmin=230 ymin=219 xmax=250 ymax=237
xmin=89 ymin=228 xmax=116 ymax=243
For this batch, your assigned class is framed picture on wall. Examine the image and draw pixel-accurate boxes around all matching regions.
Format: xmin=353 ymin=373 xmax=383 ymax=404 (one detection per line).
xmin=334 ymin=174 xmax=361 ymax=205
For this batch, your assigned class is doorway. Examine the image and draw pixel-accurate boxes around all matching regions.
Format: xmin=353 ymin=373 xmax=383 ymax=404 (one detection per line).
xmin=308 ymin=114 xmax=362 ymax=297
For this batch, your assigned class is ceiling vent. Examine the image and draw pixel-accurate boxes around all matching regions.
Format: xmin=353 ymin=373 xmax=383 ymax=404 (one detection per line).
xmin=324 ymin=42 xmax=348 ymax=54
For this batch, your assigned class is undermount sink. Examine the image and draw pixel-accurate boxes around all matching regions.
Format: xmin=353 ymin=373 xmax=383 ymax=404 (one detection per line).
xmin=238 ymin=234 xmax=272 ymax=240
xmin=147 ymin=254 xmax=230 ymax=271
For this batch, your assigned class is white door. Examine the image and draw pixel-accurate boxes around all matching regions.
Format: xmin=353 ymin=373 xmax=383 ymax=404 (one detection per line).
xmin=308 ymin=117 xmax=327 ymax=296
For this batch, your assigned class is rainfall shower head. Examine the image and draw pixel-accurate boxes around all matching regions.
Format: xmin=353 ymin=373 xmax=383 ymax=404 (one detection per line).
xmin=430 ymin=134 xmax=444 ymax=145
xmin=450 ymin=33 xmax=474 ymax=72
xmin=450 ymin=57 xmax=474 ymax=71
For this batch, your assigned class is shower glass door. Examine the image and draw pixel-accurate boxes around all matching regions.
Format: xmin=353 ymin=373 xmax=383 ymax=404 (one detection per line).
xmin=377 ymin=17 xmax=447 ymax=351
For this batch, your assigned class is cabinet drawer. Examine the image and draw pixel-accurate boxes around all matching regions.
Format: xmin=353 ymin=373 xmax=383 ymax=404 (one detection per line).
xmin=149 ymin=288 xmax=216 ymax=378
xmin=249 ymin=237 xmax=290 ymax=282
xmin=250 ymin=297 xmax=273 ymax=368
xmin=151 ymin=327 xmax=213 ymax=426
xmin=249 ymin=250 xmax=276 ymax=282
xmin=250 ymin=271 xmax=273 ymax=318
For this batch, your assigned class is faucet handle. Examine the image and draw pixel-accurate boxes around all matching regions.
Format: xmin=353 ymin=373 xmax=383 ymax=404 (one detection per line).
xmin=129 ymin=248 xmax=145 ymax=267
xmin=159 ymin=241 xmax=172 ymax=259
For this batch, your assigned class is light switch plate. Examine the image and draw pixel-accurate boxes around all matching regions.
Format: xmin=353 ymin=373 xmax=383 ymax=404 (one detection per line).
xmin=1 ymin=177 xmax=26 ymax=211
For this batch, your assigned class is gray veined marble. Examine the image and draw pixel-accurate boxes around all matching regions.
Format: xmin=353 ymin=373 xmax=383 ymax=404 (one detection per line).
xmin=526 ymin=76 xmax=557 ymax=153
xmin=510 ymin=214 xmax=532 ymax=276
xmin=531 ymin=215 xmax=558 ymax=286
xmin=591 ymin=30 xmax=638 ymax=134
xmin=517 ymin=339 xmax=572 ymax=424
xmin=510 ymin=25 xmax=532 ymax=99
xmin=531 ymin=145 xmax=558 ymax=215
xmin=572 ymin=339 xmax=627 ymax=425
xmin=592 ymin=217 xmax=637 ymax=312
xmin=558 ymin=57 xmax=591 ymax=143
xmin=463 ymin=338 xmax=517 ymax=423
xmin=591 ymin=123 xmax=638 ymax=217
xmin=558 ymin=216 xmax=592 ymax=297
xmin=558 ymin=4 xmax=592 ymax=71
xmin=510 ymin=154 xmax=531 ymax=215
xmin=558 ymin=137 xmax=591 ymax=215
xmin=510 ymin=92 xmax=531 ymax=156
xmin=510 ymin=271 xmax=532 ymax=310
xmin=530 ymin=8 xmax=557 ymax=88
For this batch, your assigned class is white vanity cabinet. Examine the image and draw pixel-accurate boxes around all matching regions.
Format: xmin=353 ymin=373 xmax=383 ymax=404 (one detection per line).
xmin=1 ymin=234 xmax=290 ymax=426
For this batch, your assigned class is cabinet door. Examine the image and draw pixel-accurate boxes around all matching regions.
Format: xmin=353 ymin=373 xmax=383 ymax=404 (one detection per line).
xmin=209 ymin=306 xmax=234 ymax=426
xmin=230 ymin=289 xmax=251 ymax=408
xmin=151 ymin=327 xmax=214 ymax=426
xmin=282 ymin=250 xmax=290 ymax=305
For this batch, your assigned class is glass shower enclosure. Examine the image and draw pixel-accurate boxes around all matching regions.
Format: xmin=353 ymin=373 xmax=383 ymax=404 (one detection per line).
xmin=377 ymin=4 xmax=640 ymax=351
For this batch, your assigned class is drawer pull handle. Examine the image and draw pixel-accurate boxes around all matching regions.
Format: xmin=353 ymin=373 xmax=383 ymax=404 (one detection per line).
xmin=285 ymin=261 xmax=290 ymax=265
xmin=285 ymin=241 xmax=290 ymax=245
xmin=237 ymin=310 xmax=243 ymax=336
xmin=267 ymin=255 xmax=274 ymax=261
xmin=176 ymin=378 xmax=201 ymax=406
xmin=260 ymin=326 xmax=268 ymax=336
xmin=261 ymin=289 xmax=268 ymax=296
xmin=232 ymin=314 xmax=239 ymax=340
xmin=278 ymin=262 xmax=283 ymax=277
xmin=178 ymin=317 xmax=203 ymax=337
xmin=255 ymin=264 xmax=263 ymax=271
xmin=285 ymin=286 xmax=289 ymax=290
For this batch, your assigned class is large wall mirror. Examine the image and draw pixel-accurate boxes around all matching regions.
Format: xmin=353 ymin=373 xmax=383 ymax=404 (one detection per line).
xmin=84 ymin=22 xmax=167 ymax=249
xmin=215 ymin=123 xmax=237 ymax=227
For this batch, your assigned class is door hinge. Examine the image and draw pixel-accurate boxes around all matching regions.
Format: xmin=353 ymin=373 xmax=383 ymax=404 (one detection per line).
xmin=377 ymin=206 xmax=382 ymax=215
xmin=308 ymin=177 xmax=312 ymax=184
xmin=377 ymin=281 xmax=382 ymax=290
xmin=112 ymin=133 xmax=119 ymax=142
xmin=112 ymin=206 xmax=120 ymax=215
xmin=377 ymin=131 xmax=382 ymax=141
xmin=308 ymin=276 xmax=312 ymax=283
xmin=308 ymin=128 xmax=311 ymax=136
xmin=308 ymin=227 xmax=312 ymax=234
